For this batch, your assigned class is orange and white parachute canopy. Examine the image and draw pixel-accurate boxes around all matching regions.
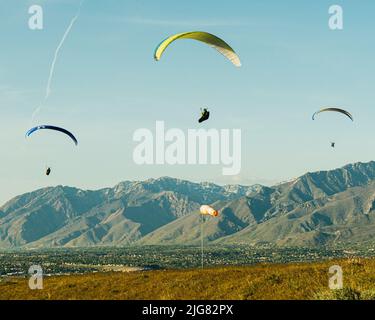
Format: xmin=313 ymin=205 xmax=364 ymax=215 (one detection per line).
xmin=200 ymin=205 xmax=219 ymax=217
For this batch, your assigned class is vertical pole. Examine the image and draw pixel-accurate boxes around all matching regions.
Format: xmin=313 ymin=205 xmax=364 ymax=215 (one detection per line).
xmin=201 ymin=214 xmax=204 ymax=269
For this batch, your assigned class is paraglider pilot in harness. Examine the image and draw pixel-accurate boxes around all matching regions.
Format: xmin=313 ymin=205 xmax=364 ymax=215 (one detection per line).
xmin=46 ymin=167 xmax=51 ymax=176
xmin=331 ymin=142 xmax=335 ymax=148
xmin=198 ymin=108 xmax=210 ymax=123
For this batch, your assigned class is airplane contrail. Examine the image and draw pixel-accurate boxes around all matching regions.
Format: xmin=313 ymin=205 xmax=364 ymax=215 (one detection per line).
xmin=31 ymin=0 xmax=85 ymax=124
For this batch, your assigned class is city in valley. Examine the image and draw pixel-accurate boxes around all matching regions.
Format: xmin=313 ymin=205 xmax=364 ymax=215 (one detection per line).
xmin=1 ymin=245 xmax=374 ymax=277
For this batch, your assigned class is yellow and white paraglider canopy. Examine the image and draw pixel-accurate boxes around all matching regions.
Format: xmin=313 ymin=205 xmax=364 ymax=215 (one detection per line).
xmin=154 ymin=31 xmax=241 ymax=67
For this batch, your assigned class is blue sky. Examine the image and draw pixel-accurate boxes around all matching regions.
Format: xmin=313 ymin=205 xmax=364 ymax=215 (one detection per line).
xmin=1 ymin=0 xmax=375 ymax=204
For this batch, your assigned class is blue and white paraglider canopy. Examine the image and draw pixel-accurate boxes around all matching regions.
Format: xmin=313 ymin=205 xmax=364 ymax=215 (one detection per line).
xmin=25 ymin=125 xmax=78 ymax=146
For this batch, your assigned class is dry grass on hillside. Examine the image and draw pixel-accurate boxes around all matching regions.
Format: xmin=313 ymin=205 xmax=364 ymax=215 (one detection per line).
xmin=1 ymin=258 xmax=375 ymax=300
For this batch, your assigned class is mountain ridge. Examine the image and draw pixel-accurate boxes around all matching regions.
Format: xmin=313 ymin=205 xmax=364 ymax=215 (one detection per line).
xmin=1 ymin=161 xmax=375 ymax=248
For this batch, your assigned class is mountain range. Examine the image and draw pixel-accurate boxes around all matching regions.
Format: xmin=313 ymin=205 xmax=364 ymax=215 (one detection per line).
xmin=1 ymin=161 xmax=375 ymax=248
